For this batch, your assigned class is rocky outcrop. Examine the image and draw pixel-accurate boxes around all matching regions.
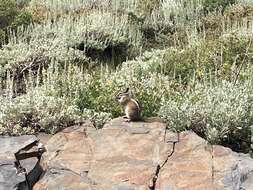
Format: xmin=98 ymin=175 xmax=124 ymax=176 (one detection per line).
xmin=0 ymin=133 xmax=52 ymax=190
xmin=33 ymin=117 xmax=253 ymax=190
xmin=0 ymin=135 xmax=38 ymax=190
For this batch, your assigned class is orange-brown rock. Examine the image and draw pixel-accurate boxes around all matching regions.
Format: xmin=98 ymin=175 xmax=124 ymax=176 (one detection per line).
xmin=34 ymin=118 xmax=253 ymax=190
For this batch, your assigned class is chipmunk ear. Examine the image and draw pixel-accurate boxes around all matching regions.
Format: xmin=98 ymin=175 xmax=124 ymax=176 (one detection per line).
xmin=124 ymin=88 xmax=129 ymax=93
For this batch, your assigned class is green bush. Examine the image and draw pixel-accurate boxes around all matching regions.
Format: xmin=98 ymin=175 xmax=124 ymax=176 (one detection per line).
xmin=225 ymin=3 xmax=253 ymax=19
xmin=237 ymin=0 xmax=253 ymax=5
xmin=0 ymin=0 xmax=33 ymax=48
xmin=0 ymin=65 xmax=112 ymax=134
xmin=0 ymin=0 xmax=18 ymax=29
xmin=0 ymin=29 xmax=5 ymax=46
xmin=0 ymin=92 xmax=80 ymax=135
xmin=11 ymin=11 xmax=33 ymax=29
xmin=0 ymin=0 xmax=32 ymax=29
xmin=203 ymin=0 xmax=235 ymax=13
xmin=0 ymin=9 xmax=142 ymax=76
xmin=125 ymin=33 xmax=253 ymax=84
xmin=16 ymin=0 xmax=31 ymax=9
xmin=158 ymin=79 xmax=253 ymax=147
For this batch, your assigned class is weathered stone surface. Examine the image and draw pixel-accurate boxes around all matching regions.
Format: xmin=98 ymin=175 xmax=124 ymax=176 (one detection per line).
xmin=156 ymin=132 xmax=253 ymax=190
xmin=0 ymin=135 xmax=37 ymax=190
xmin=36 ymin=133 xmax=52 ymax=145
xmin=34 ymin=117 xmax=253 ymax=190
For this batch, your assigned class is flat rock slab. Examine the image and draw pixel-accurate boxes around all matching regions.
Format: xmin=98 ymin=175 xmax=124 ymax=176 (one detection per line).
xmin=0 ymin=135 xmax=38 ymax=190
xmin=34 ymin=117 xmax=253 ymax=190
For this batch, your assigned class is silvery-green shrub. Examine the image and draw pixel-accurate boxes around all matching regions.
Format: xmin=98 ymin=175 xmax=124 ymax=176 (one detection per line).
xmin=159 ymin=79 xmax=253 ymax=144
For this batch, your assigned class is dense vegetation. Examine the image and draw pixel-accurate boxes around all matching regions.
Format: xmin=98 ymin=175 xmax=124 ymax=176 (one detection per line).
xmin=0 ymin=0 xmax=253 ymax=154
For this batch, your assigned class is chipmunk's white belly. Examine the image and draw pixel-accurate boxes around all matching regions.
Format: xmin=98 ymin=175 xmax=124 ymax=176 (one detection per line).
xmin=125 ymin=106 xmax=130 ymax=118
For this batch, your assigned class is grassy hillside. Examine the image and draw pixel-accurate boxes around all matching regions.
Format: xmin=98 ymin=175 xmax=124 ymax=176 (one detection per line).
xmin=0 ymin=0 xmax=252 ymax=154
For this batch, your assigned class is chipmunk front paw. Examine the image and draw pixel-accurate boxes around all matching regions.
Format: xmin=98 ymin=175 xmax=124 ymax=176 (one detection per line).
xmin=123 ymin=115 xmax=131 ymax=122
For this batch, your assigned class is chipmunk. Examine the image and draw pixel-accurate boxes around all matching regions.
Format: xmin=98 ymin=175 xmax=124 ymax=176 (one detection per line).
xmin=115 ymin=88 xmax=141 ymax=122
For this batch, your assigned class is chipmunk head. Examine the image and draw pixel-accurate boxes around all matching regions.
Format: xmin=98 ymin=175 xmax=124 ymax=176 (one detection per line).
xmin=115 ymin=88 xmax=130 ymax=105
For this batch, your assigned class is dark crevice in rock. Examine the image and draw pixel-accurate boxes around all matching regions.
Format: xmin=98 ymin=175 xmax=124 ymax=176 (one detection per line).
xmin=13 ymin=139 xmax=46 ymax=190
xmin=149 ymin=132 xmax=179 ymax=190
xmin=149 ymin=165 xmax=160 ymax=190
xmin=0 ymin=163 xmax=13 ymax=167
xmin=15 ymin=160 xmax=44 ymax=190
xmin=49 ymin=167 xmax=97 ymax=185
xmin=50 ymin=166 xmax=82 ymax=177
